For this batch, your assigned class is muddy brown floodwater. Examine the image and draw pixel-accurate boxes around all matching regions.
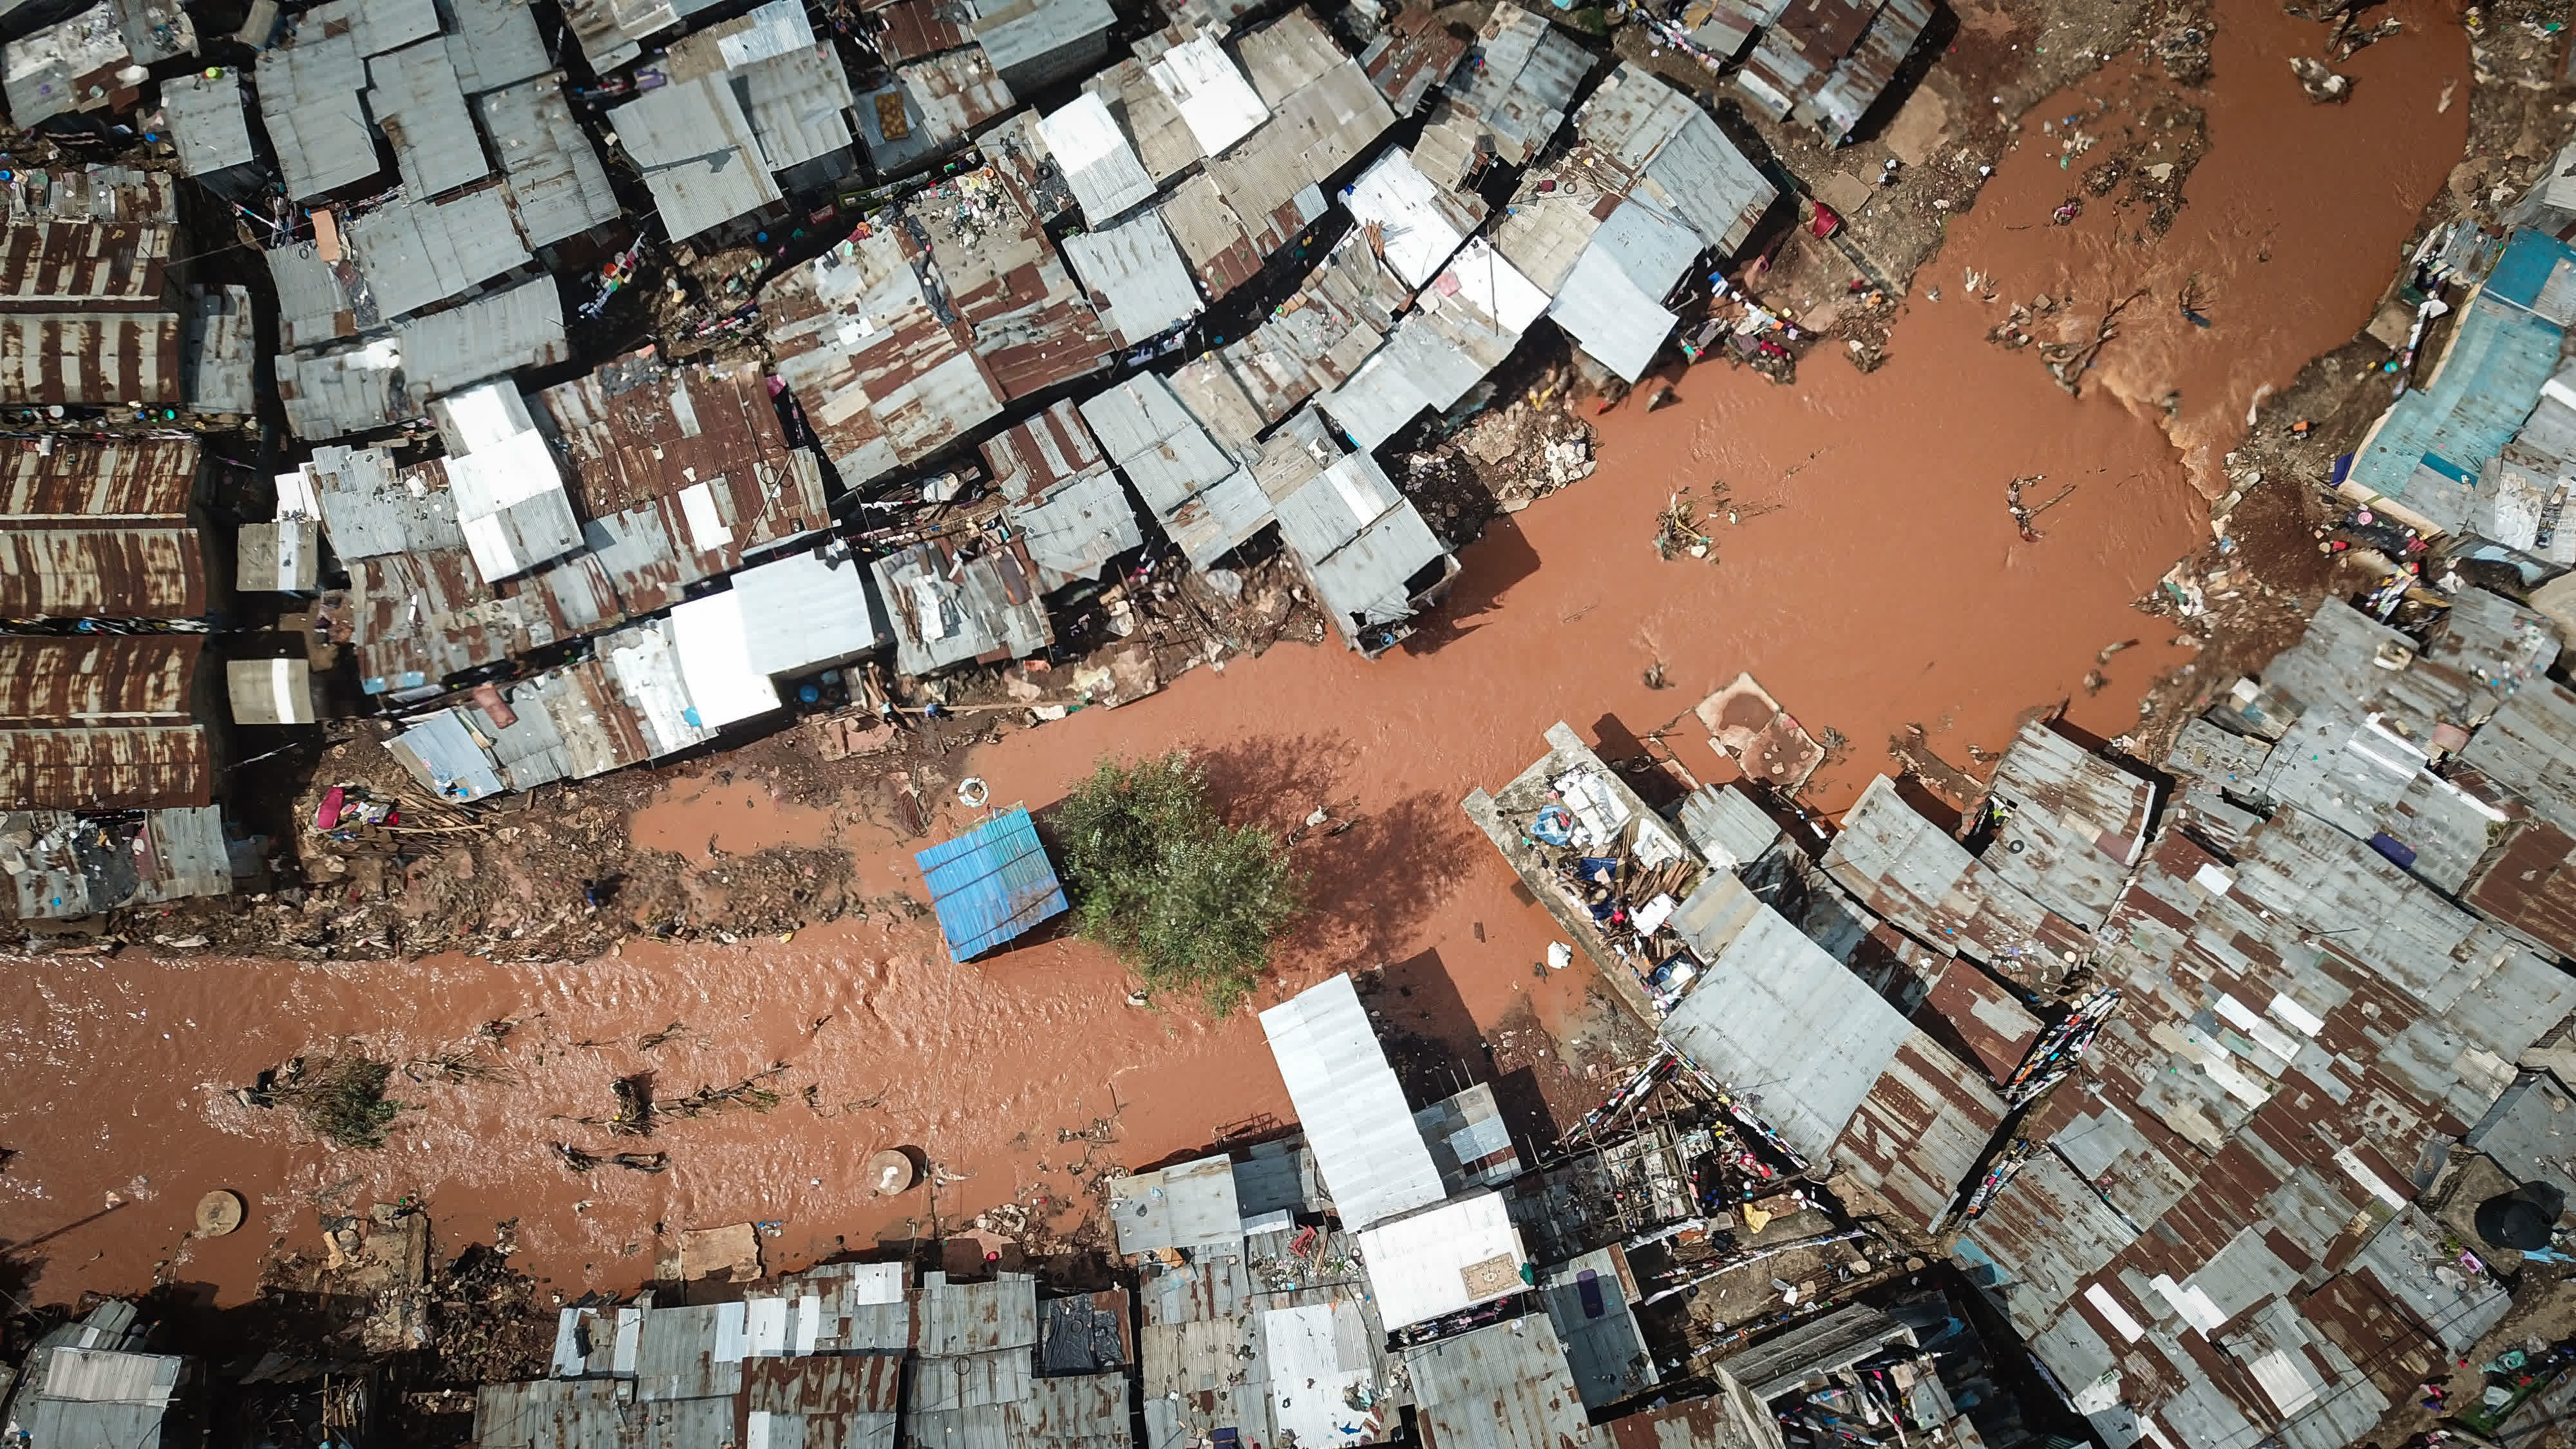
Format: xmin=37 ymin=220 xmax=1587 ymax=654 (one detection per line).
xmin=0 ymin=0 xmax=2464 ymax=1309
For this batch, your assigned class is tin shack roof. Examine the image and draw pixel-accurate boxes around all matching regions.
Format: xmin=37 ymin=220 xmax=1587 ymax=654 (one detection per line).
xmin=160 ymin=69 xmax=257 ymax=175
xmin=1736 ymin=0 xmax=1933 ymax=143
xmin=1575 ymin=63 xmax=1777 ymax=258
xmin=1982 ymin=719 xmax=2161 ymax=929
xmin=981 ymin=397 xmax=1108 ymax=502
xmin=368 ymin=39 xmax=492 ymax=198
xmin=477 ymin=74 xmax=621 ymax=249
xmin=613 ymin=73 xmax=785 ymax=242
xmin=0 ymin=435 xmax=197 ymax=518
xmin=0 ymin=313 xmax=180 ymax=407
xmin=0 ymin=723 xmax=209 ymax=808
xmin=900 ymin=165 xmax=1112 ymax=400
xmin=1109 ymin=1153 xmax=1244 ymax=1255
xmin=1358 ymin=5 xmax=1470 ymax=116
xmin=1257 ymin=972 xmax=1447 ymax=1230
xmin=1039 ymin=91 xmax=1157 ymax=229
xmin=1061 ymin=209 xmax=1202 ymax=345
xmin=764 ymin=223 xmax=1006 ymax=488
xmin=0 ymin=528 xmax=205 ymax=619
xmin=971 ymin=0 xmax=1114 ymax=91
xmin=1821 ymin=773 xmax=2085 ymax=992
xmin=184 ymin=283 xmax=256 ymax=416
xmin=1148 ymin=27 xmax=1270 ymax=156
xmin=871 ymin=530 xmax=1052 ymax=679
xmin=268 ymin=188 xmax=531 ymax=347
xmin=1080 ymin=372 xmax=1272 ymax=567
xmin=0 ymin=635 xmax=199 ymax=723
xmin=1439 ymin=3 xmax=1594 ymax=166
xmin=1209 ymin=15 xmax=1394 ymax=256
xmin=395 ymin=274 xmax=570 ymax=403
xmin=1267 ymin=408 xmax=1452 ymax=647
xmin=1405 ymin=1314 xmax=1597 ymax=1449
xmin=258 ymin=28 xmax=383 ymax=200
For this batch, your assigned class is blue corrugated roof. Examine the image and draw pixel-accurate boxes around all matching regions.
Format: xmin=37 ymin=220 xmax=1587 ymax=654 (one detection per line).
xmin=2344 ymin=292 xmax=2564 ymax=527
xmin=2484 ymin=228 xmax=2576 ymax=308
xmin=914 ymin=806 xmax=1068 ymax=961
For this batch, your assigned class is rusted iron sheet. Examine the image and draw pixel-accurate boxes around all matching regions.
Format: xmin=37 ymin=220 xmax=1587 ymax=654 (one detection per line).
xmin=0 ymin=312 xmax=182 ymax=404
xmin=899 ymin=167 xmax=1110 ymax=401
xmin=1822 ymin=774 xmax=2081 ymax=990
xmin=0 ymin=636 xmax=200 ymax=722
xmin=0 ymin=435 xmax=196 ymax=518
xmin=0 ymin=526 xmax=205 ymax=617
xmin=0 ymin=220 xmax=172 ymax=310
xmin=1359 ymin=5 xmax=1468 ymax=115
xmin=875 ymin=0 xmax=969 ymax=62
xmin=1833 ymin=1034 xmax=2004 ymax=1229
xmin=981 ymin=399 xmax=1106 ymax=503
xmin=1914 ymin=958 xmax=2040 ymax=1084
xmin=537 ymin=349 xmax=828 ymax=578
xmin=0 ymin=723 xmax=209 ymax=808
xmin=2462 ymin=820 xmax=2576 ymax=959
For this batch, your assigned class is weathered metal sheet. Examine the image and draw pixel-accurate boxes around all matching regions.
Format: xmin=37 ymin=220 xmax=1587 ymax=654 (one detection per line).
xmin=876 ymin=0 xmax=971 ymax=62
xmin=0 ymin=636 xmax=199 ymax=723
xmin=980 ymin=398 xmax=1107 ymax=502
xmin=1406 ymin=1315 xmax=1591 ymax=1449
xmin=901 ymin=166 xmax=1110 ymax=400
xmin=0 ymin=526 xmax=204 ymax=618
xmin=476 ymin=73 xmax=621 ymax=249
xmin=368 ymin=39 xmax=492 ymax=197
xmin=0 ymin=724 xmax=208 ymax=808
xmin=0 ymin=435 xmax=195 ymax=518
xmin=0 ymin=312 xmax=180 ymax=406
xmin=1359 ymin=5 xmax=1468 ymax=115
xmin=1915 ymin=958 xmax=2041 ymax=1084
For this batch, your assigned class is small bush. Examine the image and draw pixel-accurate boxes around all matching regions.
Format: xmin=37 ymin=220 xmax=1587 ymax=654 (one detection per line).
xmin=1054 ymin=752 xmax=1301 ymax=1014
xmin=274 ymin=1056 xmax=401 ymax=1150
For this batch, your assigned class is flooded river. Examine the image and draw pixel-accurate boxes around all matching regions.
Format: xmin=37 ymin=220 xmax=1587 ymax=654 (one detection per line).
xmin=0 ymin=0 xmax=2464 ymax=1307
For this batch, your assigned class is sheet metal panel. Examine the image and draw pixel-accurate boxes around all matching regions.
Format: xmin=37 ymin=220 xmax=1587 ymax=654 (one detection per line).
xmin=0 ymin=723 xmax=208 ymax=808
xmin=368 ymin=41 xmax=492 ymax=197
xmin=0 ymin=435 xmax=194 ymax=518
xmin=905 ymin=166 xmax=1110 ymax=401
xmin=258 ymin=30 xmax=381 ymax=200
xmin=477 ymin=74 xmax=621 ymax=249
xmin=0 ymin=636 xmax=198 ymax=722
xmin=1406 ymin=1315 xmax=1591 ymax=1449
xmin=614 ymin=73 xmax=783 ymax=241
xmin=1258 ymin=972 xmax=1446 ymax=1229
xmin=1062 ymin=210 xmax=1201 ymax=345
xmin=0 ymin=312 xmax=178 ymax=406
xmin=914 ymin=806 xmax=1067 ymax=960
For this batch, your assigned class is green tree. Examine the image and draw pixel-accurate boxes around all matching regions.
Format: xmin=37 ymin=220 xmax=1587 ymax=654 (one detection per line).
xmin=1054 ymin=752 xmax=1302 ymax=1013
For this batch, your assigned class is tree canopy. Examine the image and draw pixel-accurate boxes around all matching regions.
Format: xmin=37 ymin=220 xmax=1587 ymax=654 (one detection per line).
xmin=1052 ymin=752 xmax=1301 ymax=1013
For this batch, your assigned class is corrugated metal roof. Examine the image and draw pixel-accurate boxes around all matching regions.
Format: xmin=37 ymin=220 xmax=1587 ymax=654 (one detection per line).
xmin=1738 ymin=0 xmax=1931 ymax=142
xmin=1110 ymin=1153 xmax=1244 ymax=1255
xmin=1039 ymin=91 xmax=1157 ymax=229
xmin=1821 ymin=773 xmax=2081 ymax=991
xmin=258 ymin=29 xmax=383 ymax=200
xmin=2466 ymin=1072 xmax=2576 ymax=1202
xmin=1084 ymin=56 xmax=1200 ymax=185
xmin=903 ymin=166 xmax=1110 ymax=401
xmin=735 ymin=44 xmax=860 ymax=175
xmin=0 ymin=636 xmax=196 ymax=722
xmin=0 ymin=312 xmax=179 ymax=406
xmin=1082 ymin=372 xmax=1269 ymax=567
xmin=229 ymin=656 xmax=318 ymax=724
xmin=5 ymin=3 xmax=133 ymax=126
xmin=1716 ymin=1303 xmax=1917 ymax=1401
xmin=876 ymin=0 xmax=971 ymax=62
xmin=0 ymin=434 xmax=195 ymax=518
xmin=1359 ymin=5 xmax=1469 ymax=115
xmin=1542 ymin=1245 xmax=1657 ymax=1410
xmin=614 ymin=73 xmax=784 ymax=242
xmin=1273 ymin=430 xmax=1450 ymax=647
xmin=441 ymin=0 xmax=549 ymax=93
xmin=1258 ymin=972 xmax=1447 ymax=1229
xmin=2461 ymin=677 xmax=2576 ymax=835
xmin=1605 ymin=1374 xmax=1780 ymax=1449
xmin=0 ymin=723 xmax=209 ymax=808
xmin=478 ymin=73 xmax=621 ymax=249
xmin=160 ymin=69 xmax=256 ymax=175
xmin=1319 ymin=254 xmax=1534 ymax=451
xmin=1577 ymin=62 xmax=1776 ymax=257
xmin=1159 ymin=174 xmax=1264 ymax=303
xmin=1150 ymin=29 xmax=1269 ymax=156
xmin=1003 ymin=468 xmax=1141 ymax=592
xmin=395 ymin=275 xmax=569 ymax=402
xmin=916 ymin=1270 xmax=1042 ymax=1354
xmin=1172 ymin=352 xmax=1264 ymax=454
xmin=764 ymin=224 xmax=1005 ymax=488
xmin=731 ymin=547 xmax=887 ymax=677
xmin=1208 ymin=43 xmax=1391 ymax=258
xmin=983 ymin=397 xmax=1107 ymax=502
xmin=1343 ymin=146 xmax=1482 ymax=289
xmin=538 ymin=348 xmax=826 ymax=579
xmin=871 ymin=531 xmax=1052 ymax=677
xmin=184 ymin=283 xmax=256 ymax=415
xmin=435 ymin=379 xmax=580 ymax=583
xmin=0 ymin=174 xmax=173 ymax=312
xmin=2461 ymin=820 xmax=2576 ymax=958
xmin=1915 ymin=958 xmax=2040 ymax=1084
xmin=1440 ymin=3 xmax=1592 ymax=165
xmin=1548 ymin=242 xmax=1677 ymax=383
xmin=10 ymin=802 xmax=232 ymax=918
xmin=634 ymin=1301 xmax=748 ymax=1401
xmin=1982 ymin=721 xmax=2161 ymax=927
xmin=295 ymin=443 xmax=461 ymax=560
xmin=0 ymin=527 xmax=204 ymax=619
xmin=861 ymin=50 xmax=1014 ymax=176
xmin=1220 ymin=231 xmax=1405 ymax=418
xmin=745 ymin=1355 xmax=902 ymax=1449
xmin=1406 ymin=1314 xmax=1595 ymax=1449
xmin=368 ymin=40 xmax=492 ymax=197
xmin=279 ymin=336 xmax=415 ymax=440
xmin=276 ymin=186 xmax=531 ymax=337
xmin=1061 ymin=210 xmax=1202 ymax=345
xmin=971 ymin=0 xmax=1113 ymax=91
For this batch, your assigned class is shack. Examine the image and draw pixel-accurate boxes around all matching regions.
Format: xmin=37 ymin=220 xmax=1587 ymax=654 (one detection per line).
xmin=914 ymin=805 xmax=1069 ymax=961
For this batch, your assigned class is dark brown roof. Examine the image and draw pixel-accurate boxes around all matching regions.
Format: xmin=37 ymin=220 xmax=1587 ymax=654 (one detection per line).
xmin=0 ymin=636 xmax=201 ymax=723
xmin=0 ymin=526 xmax=206 ymax=618
xmin=0 ymin=723 xmax=209 ymax=808
xmin=0 ymin=435 xmax=197 ymax=518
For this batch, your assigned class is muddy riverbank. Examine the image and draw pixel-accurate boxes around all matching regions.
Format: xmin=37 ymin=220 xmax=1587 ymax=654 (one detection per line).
xmin=0 ymin=0 xmax=2494 ymax=1314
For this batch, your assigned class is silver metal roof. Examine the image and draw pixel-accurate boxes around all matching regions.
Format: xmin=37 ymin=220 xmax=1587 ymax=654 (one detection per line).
xmin=871 ymin=535 xmax=1052 ymax=677
xmin=1080 ymin=373 xmax=1270 ymax=567
xmin=183 ymin=283 xmax=256 ymax=415
xmin=2461 ymin=677 xmax=2576 ymax=837
xmin=160 ymin=68 xmax=256 ymax=175
xmin=1548 ymin=242 xmax=1678 ymax=383
xmin=1257 ymin=972 xmax=1446 ymax=1230
xmin=258 ymin=30 xmax=382 ymax=200
xmin=1577 ymin=62 xmax=1777 ymax=256
xmin=736 ymin=44 xmax=859 ymax=175
xmin=972 ymin=0 xmax=1113 ymax=90
xmin=1271 ymin=429 xmax=1450 ymax=647
xmin=1983 ymin=721 xmax=2161 ymax=928
xmin=440 ymin=0 xmax=549 ymax=93
xmin=1061 ymin=210 xmax=1201 ymax=345
xmin=358 ymin=187 xmax=532 ymax=320
xmin=1677 ymin=782 xmax=1783 ymax=870
xmin=296 ymin=443 xmax=462 ymax=558
xmin=395 ymin=276 xmax=569 ymax=402
xmin=477 ymin=74 xmax=621 ymax=249
xmin=1820 ymin=773 xmax=2071 ymax=989
xmin=1715 ymin=1302 xmax=1916 ymax=1401
xmin=1038 ymin=91 xmax=1157 ymax=229
xmin=612 ymin=73 xmax=784 ymax=242
xmin=279 ymin=337 xmax=415 ymax=439
xmin=1108 ymin=1152 xmax=1244 ymax=1255
xmin=634 ymin=1301 xmax=748 ymax=1401
xmin=1320 ymin=277 xmax=1523 ymax=450
xmin=2465 ymin=1072 xmax=2576 ymax=1202
xmin=1001 ymin=468 xmax=1140 ymax=593
xmin=1082 ymin=57 xmax=1199 ymax=184
xmin=730 ymin=547 xmax=887 ymax=677
xmin=916 ymin=1270 xmax=1041 ymax=1355
xmin=1441 ymin=3 xmax=1593 ymax=165
xmin=1209 ymin=31 xmax=1392 ymax=258
xmin=368 ymin=40 xmax=492 ymax=198
xmin=1405 ymin=1315 xmax=1595 ymax=1449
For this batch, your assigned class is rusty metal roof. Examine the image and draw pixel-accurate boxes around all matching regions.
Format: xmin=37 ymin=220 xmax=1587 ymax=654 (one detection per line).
xmin=1736 ymin=0 xmax=1930 ymax=143
xmin=743 ymin=1355 xmax=900 ymax=1449
xmin=764 ymin=223 xmax=1006 ymax=488
xmin=0 ymin=211 xmax=170 ymax=312
xmin=1822 ymin=774 xmax=2087 ymax=992
xmin=1915 ymin=958 xmax=2040 ymax=1084
xmin=0 ymin=724 xmax=208 ymax=808
xmin=1983 ymin=721 xmax=2161 ymax=929
xmin=871 ymin=529 xmax=1052 ymax=678
xmin=1441 ymin=3 xmax=1592 ymax=166
xmin=2461 ymin=820 xmax=2576 ymax=958
xmin=1359 ymin=6 xmax=1469 ymax=115
xmin=538 ymin=349 xmax=828 ymax=571
xmin=876 ymin=0 xmax=971 ymax=61
xmin=0 ymin=313 xmax=180 ymax=406
xmin=1405 ymin=1315 xmax=1592 ymax=1449
xmin=0 ymin=435 xmax=196 ymax=518
xmin=0 ymin=527 xmax=204 ymax=619
xmin=915 ymin=1271 xmax=1040 ymax=1356
xmin=0 ymin=636 xmax=199 ymax=723
xmin=1575 ymin=64 xmax=1776 ymax=258
xmin=980 ymin=398 xmax=1106 ymax=503
xmin=899 ymin=166 xmax=1112 ymax=400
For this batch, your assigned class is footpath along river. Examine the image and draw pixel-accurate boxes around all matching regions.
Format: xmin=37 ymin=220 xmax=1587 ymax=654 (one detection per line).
xmin=0 ymin=0 xmax=2463 ymax=1308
